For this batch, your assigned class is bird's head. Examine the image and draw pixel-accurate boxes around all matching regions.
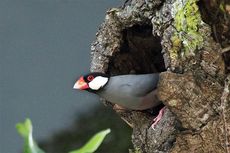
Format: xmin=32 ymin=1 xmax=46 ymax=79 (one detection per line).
xmin=73 ymin=72 xmax=109 ymax=92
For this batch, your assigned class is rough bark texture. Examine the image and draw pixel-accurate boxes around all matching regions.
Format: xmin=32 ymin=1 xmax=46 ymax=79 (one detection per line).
xmin=90 ymin=0 xmax=230 ymax=152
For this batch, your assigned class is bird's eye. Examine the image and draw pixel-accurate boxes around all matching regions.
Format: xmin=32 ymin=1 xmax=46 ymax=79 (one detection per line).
xmin=87 ymin=75 xmax=94 ymax=81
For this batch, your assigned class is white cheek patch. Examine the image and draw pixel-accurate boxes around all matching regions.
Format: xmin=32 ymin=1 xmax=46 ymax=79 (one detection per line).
xmin=88 ymin=76 xmax=108 ymax=90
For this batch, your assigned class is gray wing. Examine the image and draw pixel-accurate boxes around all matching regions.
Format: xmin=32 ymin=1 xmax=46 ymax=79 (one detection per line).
xmin=117 ymin=73 xmax=159 ymax=97
xmin=98 ymin=73 xmax=160 ymax=110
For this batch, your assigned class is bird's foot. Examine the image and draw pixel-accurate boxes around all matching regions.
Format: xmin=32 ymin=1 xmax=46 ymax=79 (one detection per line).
xmin=151 ymin=106 xmax=166 ymax=129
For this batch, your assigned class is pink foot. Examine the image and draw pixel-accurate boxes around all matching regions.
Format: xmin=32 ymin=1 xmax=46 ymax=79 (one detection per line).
xmin=151 ymin=106 xmax=166 ymax=129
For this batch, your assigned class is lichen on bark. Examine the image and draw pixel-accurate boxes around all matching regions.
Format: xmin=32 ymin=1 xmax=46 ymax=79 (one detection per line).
xmin=173 ymin=0 xmax=204 ymax=56
xmin=90 ymin=0 xmax=230 ymax=152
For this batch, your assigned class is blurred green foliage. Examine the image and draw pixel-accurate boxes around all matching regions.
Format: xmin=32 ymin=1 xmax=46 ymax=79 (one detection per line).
xmin=38 ymin=103 xmax=133 ymax=153
xmin=39 ymin=105 xmax=132 ymax=153
xmin=16 ymin=119 xmax=111 ymax=153
xmin=16 ymin=119 xmax=46 ymax=153
xmin=16 ymin=105 xmax=132 ymax=153
xmin=70 ymin=129 xmax=110 ymax=153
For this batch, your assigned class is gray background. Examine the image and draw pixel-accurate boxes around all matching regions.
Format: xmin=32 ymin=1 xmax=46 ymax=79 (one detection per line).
xmin=0 ymin=0 xmax=122 ymax=152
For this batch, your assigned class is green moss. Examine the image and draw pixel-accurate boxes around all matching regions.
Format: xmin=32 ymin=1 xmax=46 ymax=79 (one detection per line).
xmin=129 ymin=148 xmax=142 ymax=153
xmin=173 ymin=0 xmax=204 ymax=57
xmin=170 ymin=35 xmax=181 ymax=60
xmin=219 ymin=2 xmax=226 ymax=13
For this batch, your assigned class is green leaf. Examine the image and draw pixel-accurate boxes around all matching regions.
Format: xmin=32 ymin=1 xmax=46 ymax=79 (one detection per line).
xmin=16 ymin=118 xmax=45 ymax=153
xmin=69 ymin=129 xmax=111 ymax=153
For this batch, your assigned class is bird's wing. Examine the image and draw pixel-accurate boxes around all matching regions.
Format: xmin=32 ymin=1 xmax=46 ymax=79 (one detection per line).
xmin=118 ymin=73 xmax=159 ymax=97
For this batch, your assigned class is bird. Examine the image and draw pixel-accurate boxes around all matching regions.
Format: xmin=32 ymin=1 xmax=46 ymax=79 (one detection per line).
xmin=73 ymin=72 xmax=165 ymax=128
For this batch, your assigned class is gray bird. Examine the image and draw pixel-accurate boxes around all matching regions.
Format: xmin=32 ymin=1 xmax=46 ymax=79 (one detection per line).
xmin=73 ymin=72 xmax=165 ymax=128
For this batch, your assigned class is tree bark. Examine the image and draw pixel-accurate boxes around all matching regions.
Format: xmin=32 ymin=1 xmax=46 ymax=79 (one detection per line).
xmin=90 ymin=0 xmax=230 ymax=152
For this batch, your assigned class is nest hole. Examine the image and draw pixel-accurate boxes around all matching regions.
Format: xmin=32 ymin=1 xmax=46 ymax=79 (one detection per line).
xmin=107 ymin=24 xmax=166 ymax=115
xmin=108 ymin=24 xmax=165 ymax=75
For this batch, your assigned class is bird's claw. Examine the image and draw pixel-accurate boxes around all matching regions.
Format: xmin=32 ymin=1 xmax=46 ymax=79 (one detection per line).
xmin=151 ymin=106 xmax=166 ymax=129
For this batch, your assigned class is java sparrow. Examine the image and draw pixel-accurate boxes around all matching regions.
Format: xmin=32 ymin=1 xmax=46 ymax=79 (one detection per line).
xmin=73 ymin=72 xmax=165 ymax=128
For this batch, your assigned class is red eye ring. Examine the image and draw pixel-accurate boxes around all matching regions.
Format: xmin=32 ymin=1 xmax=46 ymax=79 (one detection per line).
xmin=87 ymin=75 xmax=94 ymax=81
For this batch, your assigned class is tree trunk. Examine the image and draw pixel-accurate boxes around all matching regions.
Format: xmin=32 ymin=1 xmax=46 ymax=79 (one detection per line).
xmin=90 ymin=0 xmax=230 ymax=152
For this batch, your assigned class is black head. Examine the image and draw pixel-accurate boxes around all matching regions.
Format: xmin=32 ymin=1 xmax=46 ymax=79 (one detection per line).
xmin=73 ymin=72 xmax=109 ymax=92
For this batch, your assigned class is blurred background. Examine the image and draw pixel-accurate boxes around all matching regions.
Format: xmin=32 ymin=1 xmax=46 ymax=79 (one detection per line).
xmin=0 ymin=0 xmax=132 ymax=152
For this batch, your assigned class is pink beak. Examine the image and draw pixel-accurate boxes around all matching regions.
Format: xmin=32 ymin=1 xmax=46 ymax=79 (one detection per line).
xmin=73 ymin=76 xmax=89 ymax=90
